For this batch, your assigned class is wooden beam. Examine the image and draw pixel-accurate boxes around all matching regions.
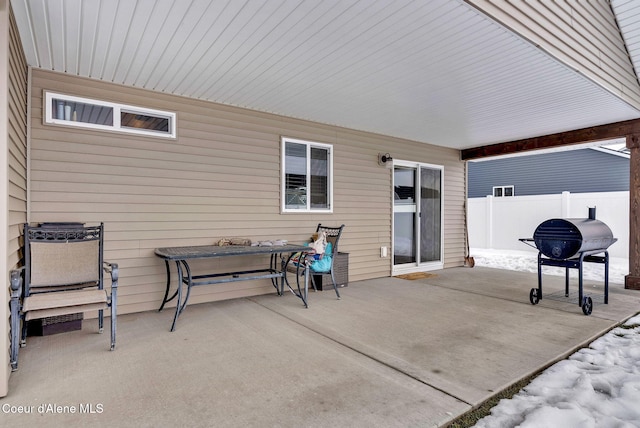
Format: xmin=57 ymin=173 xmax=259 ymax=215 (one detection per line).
xmin=461 ymin=118 xmax=640 ymax=160
xmin=626 ymin=134 xmax=640 ymax=289
xmin=461 ymin=119 xmax=640 ymax=292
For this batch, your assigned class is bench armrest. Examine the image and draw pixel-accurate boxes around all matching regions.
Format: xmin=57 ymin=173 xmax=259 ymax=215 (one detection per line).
xmin=103 ymin=262 xmax=119 ymax=288
xmin=10 ymin=268 xmax=24 ymax=299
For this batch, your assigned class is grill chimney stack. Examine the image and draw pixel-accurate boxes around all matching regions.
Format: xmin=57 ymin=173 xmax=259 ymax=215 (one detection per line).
xmin=589 ymin=207 xmax=596 ymax=220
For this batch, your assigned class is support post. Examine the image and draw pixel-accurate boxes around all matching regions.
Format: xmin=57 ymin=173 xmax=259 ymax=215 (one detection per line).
xmin=625 ymin=135 xmax=640 ymax=289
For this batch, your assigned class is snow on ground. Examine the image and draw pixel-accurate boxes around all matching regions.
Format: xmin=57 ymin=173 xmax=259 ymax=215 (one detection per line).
xmin=473 ymin=314 xmax=640 ymax=428
xmin=470 ymin=248 xmax=629 ymax=285
xmin=469 ymin=249 xmax=640 ymax=428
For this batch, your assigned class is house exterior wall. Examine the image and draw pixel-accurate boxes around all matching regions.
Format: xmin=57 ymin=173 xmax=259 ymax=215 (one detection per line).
xmin=467 ymin=0 xmax=640 ymax=109
xmin=28 ymin=69 xmax=465 ymax=316
xmin=7 ymin=0 xmax=27 ymax=279
xmin=2 ymin=0 xmax=28 ymax=398
xmin=468 ymin=149 xmax=629 ymax=198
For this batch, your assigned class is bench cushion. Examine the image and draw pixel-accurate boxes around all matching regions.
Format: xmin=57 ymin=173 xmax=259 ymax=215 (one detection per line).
xmin=23 ymin=289 xmax=107 ymax=321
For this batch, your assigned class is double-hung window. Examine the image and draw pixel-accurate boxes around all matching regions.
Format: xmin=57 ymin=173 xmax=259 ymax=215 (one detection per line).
xmin=281 ymin=137 xmax=333 ymax=213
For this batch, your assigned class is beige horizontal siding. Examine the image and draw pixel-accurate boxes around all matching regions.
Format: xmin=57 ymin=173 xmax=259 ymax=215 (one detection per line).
xmin=29 ymin=69 xmax=465 ymax=316
xmin=4 ymin=4 xmax=28 ymax=395
xmin=467 ymin=0 xmax=640 ymax=109
xmin=8 ymin=5 xmax=28 ymax=265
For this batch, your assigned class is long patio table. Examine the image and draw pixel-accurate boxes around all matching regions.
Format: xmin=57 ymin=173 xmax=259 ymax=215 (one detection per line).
xmin=155 ymin=244 xmax=311 ymax=331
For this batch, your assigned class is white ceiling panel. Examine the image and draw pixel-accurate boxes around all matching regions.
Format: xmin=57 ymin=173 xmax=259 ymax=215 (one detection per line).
xmin=10 ymin=0 xmax=640 ymax=149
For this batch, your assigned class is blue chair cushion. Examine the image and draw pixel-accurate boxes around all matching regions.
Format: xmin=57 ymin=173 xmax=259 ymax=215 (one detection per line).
xmin=310 ymin=242 xmax=332 ymax=273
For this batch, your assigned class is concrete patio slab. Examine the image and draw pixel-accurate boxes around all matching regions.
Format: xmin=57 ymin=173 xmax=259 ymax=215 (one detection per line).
xmin=3 ymin=267 xmax=639 ymax=427
xmin=254 ymin=268 xmax=639 ymax=407
xmin=4 ymin=295 xmax=465 ymax=427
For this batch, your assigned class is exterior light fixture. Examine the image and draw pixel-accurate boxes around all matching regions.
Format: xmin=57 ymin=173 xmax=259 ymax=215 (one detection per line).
xmin=378 ymin=152 xmax=393 ymax=166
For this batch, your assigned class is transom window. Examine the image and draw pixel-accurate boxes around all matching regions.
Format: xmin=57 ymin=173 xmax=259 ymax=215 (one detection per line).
xmin=44 ymin=91 xmax=176 ymax=138
xmin=281 ymin=137 xmax=333 ymax=213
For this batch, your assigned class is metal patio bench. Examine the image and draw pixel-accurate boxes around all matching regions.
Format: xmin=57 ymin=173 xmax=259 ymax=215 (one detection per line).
xmin=9 ymin=222 xmax=118 ymax=371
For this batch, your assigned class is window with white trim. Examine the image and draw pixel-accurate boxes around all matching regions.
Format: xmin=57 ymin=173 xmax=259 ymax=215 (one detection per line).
xmin=493 ymin=185 xmax=514 ymax=197
xmin=281 ymin=137 xmax=333 ymax=212
xmin=44 ymin=91 xmax=176 ymax=138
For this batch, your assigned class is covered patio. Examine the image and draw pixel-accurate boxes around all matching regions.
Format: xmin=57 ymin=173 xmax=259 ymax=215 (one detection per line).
xmin=4 ymin=268 xmax=639 ymax=427
xmin=4 ymin=0 xmax=640 ymax=408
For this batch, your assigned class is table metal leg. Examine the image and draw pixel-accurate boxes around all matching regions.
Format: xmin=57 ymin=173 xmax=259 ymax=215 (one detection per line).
xmin=159 ymin=260 xmax=179 ymax=312
xmin=303 ymin=263 xmax=309 ymax=307
xmin=281 ymin=252 xmax=309 ymax=308
xmin=170 ymin=261 xmax=184 ymax=332
xmin=281 ymin=253 xmax=296 ymax=296
xmin=180 ymin=260 xmax=194 ymax=314
xmin=275 ymin=253 xmax=286 ymax=295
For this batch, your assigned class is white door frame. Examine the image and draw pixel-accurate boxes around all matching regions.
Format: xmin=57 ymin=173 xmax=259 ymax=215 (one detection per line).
xmin=392 ymin=159 xmax=444 ymax=275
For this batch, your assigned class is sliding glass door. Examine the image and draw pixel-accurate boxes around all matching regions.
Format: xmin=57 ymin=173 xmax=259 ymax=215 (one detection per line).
xmin=393 ymin=161 xmax=443 ymax=272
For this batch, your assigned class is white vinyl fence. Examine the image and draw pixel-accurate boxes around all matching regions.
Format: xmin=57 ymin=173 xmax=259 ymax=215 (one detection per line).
xmin=468 ymin=191 xmax=629 ymax=259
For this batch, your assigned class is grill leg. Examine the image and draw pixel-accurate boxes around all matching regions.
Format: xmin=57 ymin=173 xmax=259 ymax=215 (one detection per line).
xmin=537 ymin=252 xmax=543 ymax=299
xmin=578 ymin=254 xmax=584 ymax=306
xmin=604 ymin=251 xmax=609 ymax=304
xmin=565 ymin=267 xmax=569 ymax=297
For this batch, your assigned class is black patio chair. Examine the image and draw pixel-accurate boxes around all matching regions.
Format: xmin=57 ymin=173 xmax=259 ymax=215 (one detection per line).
xmin=9 ymin=222 xmax=118 ymax=371
xmin=310 ymin=223 xmax=345 ymax=299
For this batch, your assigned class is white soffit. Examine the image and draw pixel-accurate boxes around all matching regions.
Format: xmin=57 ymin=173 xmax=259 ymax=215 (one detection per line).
xmin=11 ymin=0 xmax=640 ymax=150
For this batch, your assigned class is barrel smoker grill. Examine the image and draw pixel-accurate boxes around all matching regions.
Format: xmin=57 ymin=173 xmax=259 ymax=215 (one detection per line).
xmin=520 ymin=208 xmax=617 ymax=315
